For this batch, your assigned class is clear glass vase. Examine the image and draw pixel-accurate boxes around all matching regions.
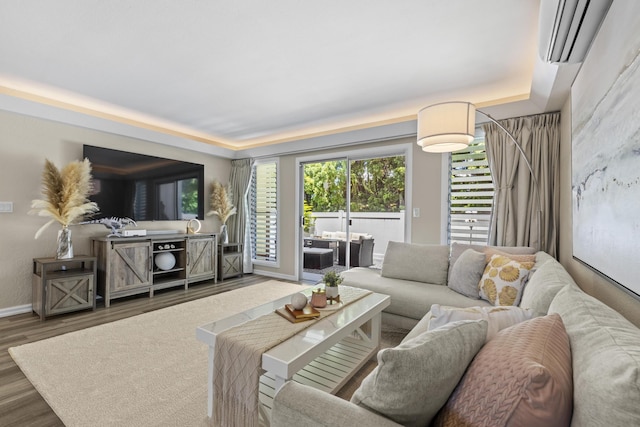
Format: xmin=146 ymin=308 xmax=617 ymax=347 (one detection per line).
xmin=56 ymin=226 xmax=74 ymax=259
xmin=220 ymin=224 xmax=229 ymax=244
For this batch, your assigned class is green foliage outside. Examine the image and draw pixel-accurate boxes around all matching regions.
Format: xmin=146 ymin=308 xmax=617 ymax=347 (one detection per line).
xmin=304 ymin=156 xmax=405 ymax=213
xmin=303 ymin=200 xmax=315 ymax=232
xmin=180 ymin=178 xmax=199 ymax=215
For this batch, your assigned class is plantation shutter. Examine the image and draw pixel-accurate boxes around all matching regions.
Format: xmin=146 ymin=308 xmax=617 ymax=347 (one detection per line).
xmin=251 ymin=162 xmax=278 ymax=263
xmin=448 ymin=135 xmax=494 ymax=245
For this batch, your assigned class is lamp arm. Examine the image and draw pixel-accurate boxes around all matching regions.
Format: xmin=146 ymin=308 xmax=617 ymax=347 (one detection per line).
xmin=477 ymin=110 xmax=542 ymax=251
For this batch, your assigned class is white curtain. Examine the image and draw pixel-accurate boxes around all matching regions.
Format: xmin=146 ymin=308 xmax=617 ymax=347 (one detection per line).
xmin=227 ymin=158 xmax=255 ymax=273
xmin=483 ymin=112 xmax=560 ymax=257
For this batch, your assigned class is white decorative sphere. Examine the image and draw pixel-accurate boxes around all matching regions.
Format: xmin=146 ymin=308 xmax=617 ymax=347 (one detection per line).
xmin=290 ymin=292 xmax=308 ymax=310
xmin=155 ymin=252 xmax=176 ymax=271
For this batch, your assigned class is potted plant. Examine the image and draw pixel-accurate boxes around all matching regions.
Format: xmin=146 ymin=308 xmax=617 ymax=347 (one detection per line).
xmin=323 ymin=271 xmax=343 ymax=300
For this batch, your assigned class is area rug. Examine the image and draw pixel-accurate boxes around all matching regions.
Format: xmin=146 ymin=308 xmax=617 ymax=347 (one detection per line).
xmin=9 ymin=280 xmax=307 ymax=427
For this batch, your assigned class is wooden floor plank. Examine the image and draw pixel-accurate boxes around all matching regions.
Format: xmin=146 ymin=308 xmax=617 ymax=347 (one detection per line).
xmin=0 ymin=274 xmax=286 ymax=427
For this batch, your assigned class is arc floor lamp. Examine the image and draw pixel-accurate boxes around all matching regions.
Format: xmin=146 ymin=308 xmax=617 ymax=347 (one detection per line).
xmin=417 ymin=101 xmax=542 ymax=250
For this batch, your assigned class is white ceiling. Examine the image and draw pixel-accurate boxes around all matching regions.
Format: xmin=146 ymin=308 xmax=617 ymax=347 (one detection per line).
xmin=0 ymin=0 xmax=575 ymax=158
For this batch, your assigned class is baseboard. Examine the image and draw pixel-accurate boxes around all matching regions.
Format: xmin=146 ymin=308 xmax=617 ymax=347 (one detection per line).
xmin=0 ymin=304 xmax=32 ymax=318
xmin=252 ymin=269 xmax=298 ymax=282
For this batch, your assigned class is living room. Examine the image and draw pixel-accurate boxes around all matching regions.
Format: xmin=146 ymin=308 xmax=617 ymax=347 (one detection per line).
xmin=1 ymin=1 xmax=640 ymax=425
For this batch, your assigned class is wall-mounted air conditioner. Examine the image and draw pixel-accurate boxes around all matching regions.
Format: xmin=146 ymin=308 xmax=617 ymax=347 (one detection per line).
xmin=539 ymin=0 xmax=613 ymax=63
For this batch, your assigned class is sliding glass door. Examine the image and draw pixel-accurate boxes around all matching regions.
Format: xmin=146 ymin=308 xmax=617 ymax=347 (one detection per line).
xmin=300 ymin=154 xmax=406 ymax=282
xmin=301 ymin=159 xmax=348 ymax=282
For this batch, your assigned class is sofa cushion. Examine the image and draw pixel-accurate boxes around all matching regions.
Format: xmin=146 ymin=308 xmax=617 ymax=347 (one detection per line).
xmin=447 ymin=248 xmax=485 ymax=299
xmin=427 ymin=304 xmax=537 ymax=342
xmin=434 ymin=314 xmax=573 ymax=427
xmin=448 ymin=242 xmax=536 ymax=284
xmin=519 ymin=252 xmax=576 ymax=314
xmin=381 ymin=242 xmax=449 ymax=285
xmin=273 ymin=381 xmax=401 ymax=427
xmin=351 ymin=319 xmax=488 ymax=427
xmin=479 ymin=254 xmax=534 ymax=306
xmin=548 ymin=285 xmax=640 ymax=426
xmin=401 ymin=309 xmax=433 ymax=343
xmin=341 ymin=267 xmax=491 ymax=321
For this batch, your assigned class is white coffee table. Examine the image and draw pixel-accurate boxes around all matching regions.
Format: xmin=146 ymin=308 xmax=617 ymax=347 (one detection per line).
xmin=196 ymin=286 xmax=390 ymax=423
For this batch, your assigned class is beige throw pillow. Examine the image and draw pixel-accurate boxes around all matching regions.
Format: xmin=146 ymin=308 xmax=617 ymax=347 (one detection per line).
xmin=381 ymin=241 xmax=449 ymax=285
xmin=479 ymin=254 xmax=534 ymax=306
xmin=434 ymin=314 xmax=573 ymax=427
xmin=351 ymin=320 xmax=488 ymax=427
xmin=548 ymin=285 xmax=640 ymax=425
xmin=519 ymin=255 xmax=575 ymax=314
xmin=428 ymin=304 xmax=537 ymax=342
xmin=447 ymin=248 xmax=486 ymax=299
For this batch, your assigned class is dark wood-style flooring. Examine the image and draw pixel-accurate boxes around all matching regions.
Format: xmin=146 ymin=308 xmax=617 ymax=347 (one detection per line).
xmin=0 ymin=274 xmax=294 ymax=427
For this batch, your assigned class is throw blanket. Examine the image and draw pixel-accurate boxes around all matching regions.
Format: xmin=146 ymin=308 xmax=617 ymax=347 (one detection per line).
xmin=213 ymin=286 xmax=372 ymax=427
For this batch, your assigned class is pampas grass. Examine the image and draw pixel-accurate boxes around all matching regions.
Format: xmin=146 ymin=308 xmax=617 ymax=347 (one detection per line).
xmin=207 ymin=180 xmax=236 ymax=224
xmin=30 ymin=158 xmax=99 ymax=239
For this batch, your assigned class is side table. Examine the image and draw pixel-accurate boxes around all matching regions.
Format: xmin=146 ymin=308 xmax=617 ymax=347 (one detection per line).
xmin=218 ymin=243 xmax=243 ymax=281
xmin=32 ymin=255 xmax=97 ymax=320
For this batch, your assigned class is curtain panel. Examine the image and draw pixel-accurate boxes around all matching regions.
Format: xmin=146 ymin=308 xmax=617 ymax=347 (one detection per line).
xmin=483 ymin=112 xmax=560 ymax=257
xmin=227 ymin=158 xmax=255 ymax=273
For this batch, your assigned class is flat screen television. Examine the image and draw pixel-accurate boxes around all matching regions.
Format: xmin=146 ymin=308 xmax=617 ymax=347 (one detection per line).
xmin=83 ymin=145 xmax=205 ymax=221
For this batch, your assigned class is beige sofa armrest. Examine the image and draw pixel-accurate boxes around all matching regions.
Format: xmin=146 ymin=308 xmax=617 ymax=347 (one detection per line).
xmin=272 ymin=381 xmax=401 ymax=427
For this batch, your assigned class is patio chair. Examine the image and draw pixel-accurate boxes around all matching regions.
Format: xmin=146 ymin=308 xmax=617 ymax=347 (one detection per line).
xmin=338 ymin=237 xmax=374 ymax=267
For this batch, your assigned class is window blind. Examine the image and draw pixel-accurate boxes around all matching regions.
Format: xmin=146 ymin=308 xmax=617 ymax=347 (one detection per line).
xmin=448 ymin=135 xmax=494 ymax=245
xmin=251 ymin=162 xmax=278 ymax=263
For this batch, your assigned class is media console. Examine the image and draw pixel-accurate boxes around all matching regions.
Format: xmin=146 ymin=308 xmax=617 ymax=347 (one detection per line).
xmin=92 ymin=233 xmax=218 ymax=307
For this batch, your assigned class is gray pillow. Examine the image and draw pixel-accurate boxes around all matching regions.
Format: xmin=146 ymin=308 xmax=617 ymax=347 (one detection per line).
xmin=351 ymin=319 xmax=488 ymax=427
xmin=519 ymin=255 xmax=576 ymax=313
xmin=447 ymin=248 xmax=486 ymax=298
xmin=448 ymin=242 xmax=536 ymax=283
xmin=381 ymin=241 xmax=449 ymax=285
xmin=548 ymin=285 xmax=640 ymax=425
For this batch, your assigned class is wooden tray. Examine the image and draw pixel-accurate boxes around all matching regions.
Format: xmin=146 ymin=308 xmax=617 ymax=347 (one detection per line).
xmin=285 ymin=304 xmax=320 ymax=319
xmin=276 ymin=307 xmax=318 ymax=323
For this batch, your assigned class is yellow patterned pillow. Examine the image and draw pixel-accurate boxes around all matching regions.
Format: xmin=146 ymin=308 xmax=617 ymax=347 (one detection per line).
xmin=478 ymin=254 xmax=534 ymax=306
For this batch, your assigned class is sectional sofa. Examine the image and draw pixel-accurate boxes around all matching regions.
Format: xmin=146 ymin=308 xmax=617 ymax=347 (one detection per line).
xmin=272 ymin=242 xmax=640 ymax=426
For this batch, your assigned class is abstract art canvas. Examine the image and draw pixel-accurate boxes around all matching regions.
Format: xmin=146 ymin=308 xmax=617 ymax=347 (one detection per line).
xmin=571 ymin=4 xmax=640 ymax=296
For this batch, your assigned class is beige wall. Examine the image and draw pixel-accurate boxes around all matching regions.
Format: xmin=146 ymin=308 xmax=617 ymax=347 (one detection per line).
xmin=255 ymin=136 xmax=444 ymax=279
xmin=0 ymin=110 xmax=231 ymax=312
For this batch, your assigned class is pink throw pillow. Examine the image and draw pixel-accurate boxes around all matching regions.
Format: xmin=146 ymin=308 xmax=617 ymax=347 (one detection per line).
xmin=433 ymin=314 xmax=573 ymax=427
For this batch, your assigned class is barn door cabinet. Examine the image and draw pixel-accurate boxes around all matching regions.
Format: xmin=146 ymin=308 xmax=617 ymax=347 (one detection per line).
xmin=92 ymin=238 xmax=152 ymax=307
xmin=186 ymin=234 xmax=217 ymax=284
xmin=92 ymin=233 xmax=217 ymax=307
xmin=218 ymin=242 xmax=243 ymax=281
xmin=32 ymin=255 xmax=97 ymax=320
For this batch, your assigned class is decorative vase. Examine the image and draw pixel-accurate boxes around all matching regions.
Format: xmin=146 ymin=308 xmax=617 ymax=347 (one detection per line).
xmin=325 ymin=285 xmax=339 ymax=299
xmin=310 ymin=288 xmax=327 ymax=308
xmin=220 ymin=223 xmax=229 ymax=244
xmin=56 ymin=226 xmax=74 ymax=259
